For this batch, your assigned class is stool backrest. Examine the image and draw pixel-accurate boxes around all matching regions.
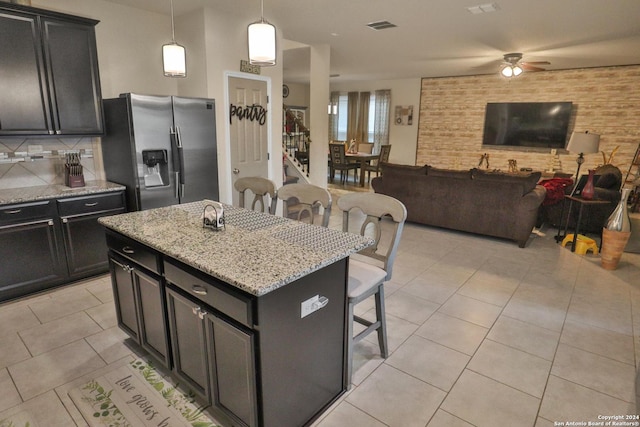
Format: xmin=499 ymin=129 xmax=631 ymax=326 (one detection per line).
xmin=337 ymin=192 xmax=406 ymax=279
xmin=234 ymin=177 xmax=277 ymax=214
xmin=278 ymin=183 xmax=332 ymax=227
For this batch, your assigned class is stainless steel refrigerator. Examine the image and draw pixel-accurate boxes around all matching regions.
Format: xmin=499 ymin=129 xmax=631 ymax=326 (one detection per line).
xmin=101 ymin=93 xmax=219 ymax=211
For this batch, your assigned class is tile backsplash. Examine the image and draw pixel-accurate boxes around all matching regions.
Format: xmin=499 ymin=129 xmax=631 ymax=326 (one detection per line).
xmin=0 ymin=137 xmax=105 ymax=190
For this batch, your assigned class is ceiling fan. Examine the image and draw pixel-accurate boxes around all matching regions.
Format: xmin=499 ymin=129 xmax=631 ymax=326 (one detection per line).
xmin=501 ymin=52 xmax=550 ymax=77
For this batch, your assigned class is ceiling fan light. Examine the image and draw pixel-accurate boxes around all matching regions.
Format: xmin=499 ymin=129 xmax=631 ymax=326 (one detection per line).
xmin=501 ymin=65 xmax=513 ymax=77
xmin=513 ymin=65 xmax=523 ymax=76
xmin=248 ymin=20 xmax=277 ymax=66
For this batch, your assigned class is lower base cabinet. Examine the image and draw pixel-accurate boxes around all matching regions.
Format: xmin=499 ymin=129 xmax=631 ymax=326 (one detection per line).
xmin=166 ymin=286 xmax=258 ymax=427
xmin=109 ymin=252 xmax=170 ymax=368
xmin=0 ymin=190 xmax=125 ymax=302
xmin=0 ymin=201 xmax=67 ymax=300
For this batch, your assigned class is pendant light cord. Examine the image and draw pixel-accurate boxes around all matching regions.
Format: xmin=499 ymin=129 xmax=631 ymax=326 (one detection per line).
xmin=170 ymin=0 xmax=176 ymax=42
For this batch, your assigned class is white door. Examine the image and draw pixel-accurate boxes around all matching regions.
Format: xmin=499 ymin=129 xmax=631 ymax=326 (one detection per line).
xmin=228 ymin=76 xmax=269 ymax=206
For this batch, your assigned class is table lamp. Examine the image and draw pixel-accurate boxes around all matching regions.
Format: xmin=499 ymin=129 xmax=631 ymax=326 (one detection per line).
xmin=566 ymin=131 xmax=600 ymax=196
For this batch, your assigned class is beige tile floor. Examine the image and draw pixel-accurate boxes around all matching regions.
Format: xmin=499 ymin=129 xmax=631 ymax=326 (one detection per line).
xmin=1 ymin=188 xmax=639 ymax=426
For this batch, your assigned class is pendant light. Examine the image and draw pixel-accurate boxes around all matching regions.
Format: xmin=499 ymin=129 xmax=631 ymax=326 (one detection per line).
xmin=247 ymin=0 xmax=277 ymax=66
xmin=162 ymin=0 xmax=186 ymax=77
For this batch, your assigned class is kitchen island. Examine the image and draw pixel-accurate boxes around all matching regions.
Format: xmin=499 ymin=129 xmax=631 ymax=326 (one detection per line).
xmin=99 ymin=201 xmax=372 ymax=427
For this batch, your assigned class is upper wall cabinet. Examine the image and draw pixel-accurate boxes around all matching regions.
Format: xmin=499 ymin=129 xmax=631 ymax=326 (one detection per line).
xmin=0 ymin=3 xmax=103 ymax=137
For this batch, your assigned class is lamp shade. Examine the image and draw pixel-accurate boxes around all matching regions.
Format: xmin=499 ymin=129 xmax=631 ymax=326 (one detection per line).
xmin=163 ymin=42 xmax=186 ymax=77
xmin=248 ymin=20 xmax=276 ymax=66
xmin=566 ymin=131 xmax=600 ymax=154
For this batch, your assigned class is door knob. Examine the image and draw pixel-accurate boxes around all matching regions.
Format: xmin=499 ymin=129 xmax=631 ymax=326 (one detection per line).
xmin=233 ymin=168 xmax=240 ymax=174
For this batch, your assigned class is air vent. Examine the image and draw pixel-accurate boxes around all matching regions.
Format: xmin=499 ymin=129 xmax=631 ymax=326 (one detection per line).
xmin=366 ymin=21 xmax=397 ymax=30
xmin=467 ymin=3 xmax=499 ymax=14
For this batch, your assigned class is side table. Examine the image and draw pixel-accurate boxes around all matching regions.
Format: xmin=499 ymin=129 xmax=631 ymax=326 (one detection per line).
xmin=555 ymin=195 xmax=610 ymax=252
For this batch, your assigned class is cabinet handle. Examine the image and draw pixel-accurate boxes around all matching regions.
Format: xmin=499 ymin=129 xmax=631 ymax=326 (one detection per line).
xmin=112 ymin=258 xmax=133 ymax=273
xmin=84 ymin=202 xmax=99 ymax=207
xmin=62 ymin=218 xmax=68 ymax=223
xmin=192 ymin=285 xmax=207 ymax=295
xmin=4 ymin=209 xmax=21 ymax=214
xmin=197 ymin=310 xmax=208 ymax=320
xmin=192 ymin=306 xmax=201 ymax=316
xmin=122 ymin=246 xmax=135 ymax=254
xmin=48 ymin=220 xmax=54 ymax=226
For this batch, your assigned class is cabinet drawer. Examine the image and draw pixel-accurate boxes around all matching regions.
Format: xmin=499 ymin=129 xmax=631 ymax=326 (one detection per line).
xmin=0 ymin=200 xmax=56 ymax=225
xmin=164 ymin=258 xmax=253 ymax=328
xmin=106 ymin=230 xmax=161 ymax=275
xmin=58 ymin=192 xmax=125 ymax=217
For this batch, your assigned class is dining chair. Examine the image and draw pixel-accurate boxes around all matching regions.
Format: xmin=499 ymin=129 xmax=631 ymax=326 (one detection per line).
xmin=364 ymin=144 xmax=392 ymax=183
xmin=337 ymin=192 xmax=407 ymax=386
xmin=234 ymin=176 xmax=277 ymax=214
xmin=278 ymin=183 xmax=332 ymax=227
xmin=358 ymin=142 xmax=374 ymax=154
xmin=329 ymin=143 xmax=358 ymax=184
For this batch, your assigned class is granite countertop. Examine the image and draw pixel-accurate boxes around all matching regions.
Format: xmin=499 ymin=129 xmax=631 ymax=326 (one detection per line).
xmin=0 ymin=181 xmax=126 ymax=206
xmin=99 ymin=201 xmax=374 ymax=297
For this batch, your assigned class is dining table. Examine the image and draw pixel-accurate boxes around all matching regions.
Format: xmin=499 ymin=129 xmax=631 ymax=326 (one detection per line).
xmin=345 ymin=151 xmax=380 ymax=187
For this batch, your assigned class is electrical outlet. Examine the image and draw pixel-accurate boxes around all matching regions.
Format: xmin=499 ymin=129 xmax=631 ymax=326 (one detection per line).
xmin=301 ymin=295 xmax=319 ymax=318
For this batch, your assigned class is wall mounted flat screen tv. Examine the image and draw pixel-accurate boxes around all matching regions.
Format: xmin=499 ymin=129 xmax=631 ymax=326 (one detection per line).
xmin=482 ymin=102 xmax=573 ymax=149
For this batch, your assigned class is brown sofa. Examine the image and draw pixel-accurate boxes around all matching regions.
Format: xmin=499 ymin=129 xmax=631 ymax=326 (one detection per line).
xmin=371 ymin=164 xmax=547 ymax=247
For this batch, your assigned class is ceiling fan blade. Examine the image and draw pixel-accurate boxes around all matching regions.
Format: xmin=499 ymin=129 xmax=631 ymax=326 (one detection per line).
xmin=522 ymin=61 xmax=551 ymax=65
xmin=521 ymin=63 xmax=546 ymax=72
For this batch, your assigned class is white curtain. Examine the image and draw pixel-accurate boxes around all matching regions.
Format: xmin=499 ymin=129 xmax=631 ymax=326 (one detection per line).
xmin=328 ymin=91 xmax=340 ymax=141
xmin=373 ymin=89 xmax=391 ymax=153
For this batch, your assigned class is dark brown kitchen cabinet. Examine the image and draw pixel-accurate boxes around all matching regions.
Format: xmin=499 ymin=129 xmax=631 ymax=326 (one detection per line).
xmin=165 ymin=285 xmax=257 ymax=427
xmin=163 ymin=258 xmax=257 ymax=427
xmin=165 ymin=287 xmax=211 ymax=402
xmin=0 ymin=190 xmax=125 ymax=302
xmin=0 ymin=3 xmax=103 ymax=136
xmin=0 ymin=200 xmax=67 ymax=301
xmin=58 ymin=192 xmax=126 ymax=279
xmin=107 ymin=232 xmax=170 ymax=369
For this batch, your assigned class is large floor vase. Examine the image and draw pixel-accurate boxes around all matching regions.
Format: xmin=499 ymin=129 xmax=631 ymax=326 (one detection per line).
xmin=600 ymin=188 xmax=632 ymax=270
xmin=601 ymin=228 xmax=631 ymax=270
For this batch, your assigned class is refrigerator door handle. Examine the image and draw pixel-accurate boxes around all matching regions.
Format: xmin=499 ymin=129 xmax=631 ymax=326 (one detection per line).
xmin=174 ymin=171 xmax=180 ymax=199
xmin=175 ymin=126 xmax=186 ymax=186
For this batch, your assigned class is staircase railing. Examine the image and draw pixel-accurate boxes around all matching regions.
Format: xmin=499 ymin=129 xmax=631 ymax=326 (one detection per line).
xmin=283 ymin=105 xmax=310 ymax=177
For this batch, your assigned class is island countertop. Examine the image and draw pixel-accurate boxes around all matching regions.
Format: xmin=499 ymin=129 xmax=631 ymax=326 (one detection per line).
xmin=99 ymin=200 xmax=373 ymax=296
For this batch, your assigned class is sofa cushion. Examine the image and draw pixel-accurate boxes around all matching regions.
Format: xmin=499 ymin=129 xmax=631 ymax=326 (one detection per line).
xmin=380 ymin=163 xmax=428 ymax=176
xmin=471 ymin=169 xmax=541 ymax=195
xmin=427 ymin=167 xmax=472 ymax=179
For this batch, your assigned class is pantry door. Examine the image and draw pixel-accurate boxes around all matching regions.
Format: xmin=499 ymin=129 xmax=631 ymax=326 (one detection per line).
xmin=228 ymin=76 xmax=269 ymax=206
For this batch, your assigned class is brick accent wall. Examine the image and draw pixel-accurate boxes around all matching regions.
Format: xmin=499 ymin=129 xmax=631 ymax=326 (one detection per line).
xmin=417 ymin=65 xmax=640 ymax=181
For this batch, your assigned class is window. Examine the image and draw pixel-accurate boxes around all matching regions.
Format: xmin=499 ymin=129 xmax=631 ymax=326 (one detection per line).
xmin=367 ymin=93 xmax=376 ymax=142
xmin=330 ymin=90 xmax=390 ymax=149
xmin=336 ymin=94 xmax=348 ymax=141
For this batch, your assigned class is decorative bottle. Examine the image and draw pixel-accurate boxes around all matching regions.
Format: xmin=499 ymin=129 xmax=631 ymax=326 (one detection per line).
xmin=581 ymin=169 xmax=596 ymax=200
xmin=605 ymin=188 xmax=632 ymax=232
